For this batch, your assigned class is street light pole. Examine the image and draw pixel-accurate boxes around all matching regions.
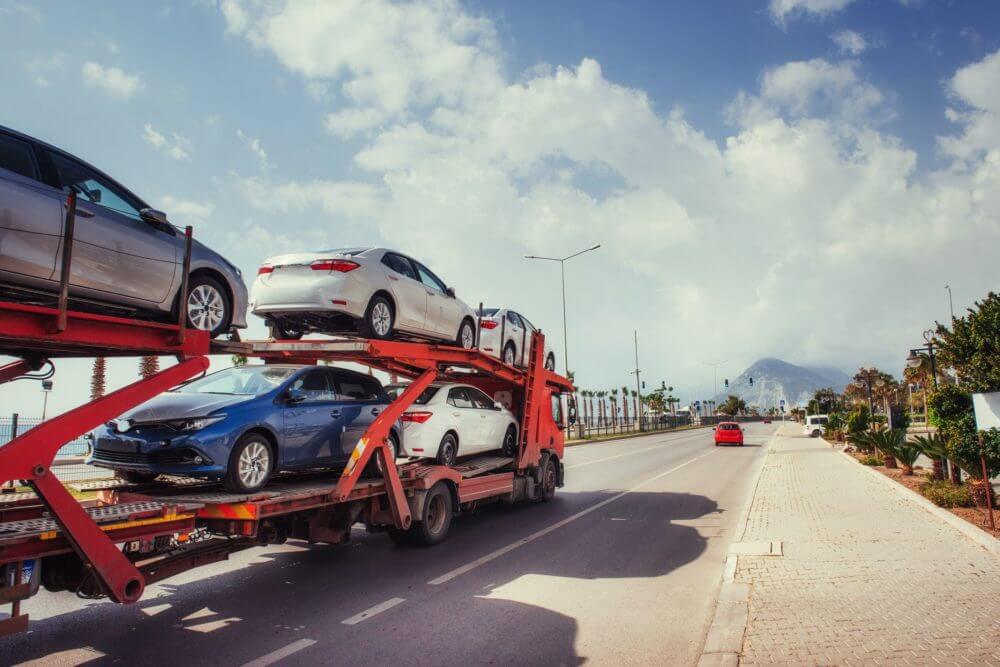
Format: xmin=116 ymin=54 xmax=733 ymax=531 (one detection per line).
xmin=525 ymin=244 xmax=601 ymax=376
xmin=945 ymin=285 xmax=955 ymax=321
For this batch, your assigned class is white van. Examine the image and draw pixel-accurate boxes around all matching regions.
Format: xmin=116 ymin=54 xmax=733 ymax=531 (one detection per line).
xmin=804 ymin=414 xmax=829 ymax=438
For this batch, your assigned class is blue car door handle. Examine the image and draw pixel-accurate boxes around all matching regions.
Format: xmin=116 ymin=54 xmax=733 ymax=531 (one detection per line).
xmin=330 ymin=409 xmax=341 ymax=418
xmin=371 ymin=408 xmax=381 ymax=416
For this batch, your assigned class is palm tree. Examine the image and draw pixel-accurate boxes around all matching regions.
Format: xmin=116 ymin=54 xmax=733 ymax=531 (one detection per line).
xmin=631 ymin=390 xmax=639 ymax=424
xmin=581 ymin=390 xmax=592 ymax=426
xmin=139 ymin=356 xmax=159 ymax=380
xmin=895 ymin=439 xmax=922 ymax=476
xmin=596 ymin=391 xmax=606 ymax=426
xmin=621 ymin=385 xmax=630 ymax=424
xmin=90 ymin=357 xmax=107 ymax=400
xmin=912 ymin=432 xmax=948 ymax=480
xmin=869 ymin=428 xmax=904 ymax=469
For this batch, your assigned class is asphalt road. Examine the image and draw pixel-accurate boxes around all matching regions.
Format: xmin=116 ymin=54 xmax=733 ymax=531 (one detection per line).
xmin=2 ymin=423 xmax=777 ymax=666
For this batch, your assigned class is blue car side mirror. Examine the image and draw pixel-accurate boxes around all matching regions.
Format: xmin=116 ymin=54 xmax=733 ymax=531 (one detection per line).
xmin=286 ymin=388 xmax=307 ymax=404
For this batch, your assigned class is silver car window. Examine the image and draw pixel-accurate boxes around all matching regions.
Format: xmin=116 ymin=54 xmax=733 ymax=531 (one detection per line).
xmin=414 ymin=261 xmax=447 ymax=293
xmin=48 ymin=151 xmax=142 ymax=220
xmin=0 ymin=134 xmax=40 ymax=181
xmin=467 ymin=387 xmax=495 ymax=410
xmin=381 ymin=253 xmax=418 ymax=280
xmin=506 ymin=311 xmax=522 ymax=327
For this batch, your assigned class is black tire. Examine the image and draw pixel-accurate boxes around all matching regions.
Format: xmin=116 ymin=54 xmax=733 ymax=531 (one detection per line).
xmin=436 ymin=432 xmax=458 ymax=467
xmin=545 ymin=354 xmax=556 ymax=371
xmin=503 ymin=342 xmax=517 ymax=366
xmin=410 ymin=482 xmax=453 ymax=546
xmin=117 ymin=470 xmax=159 ymax=484
xmin=361 ymin=295 xmax=395 ymax=340
xmin=536 ymin=455 xmax=557 ymax=502
xmin=185 ymin=274 xmax=232 ymax=339
xmin=223 ymin=433 xmax=274 ymax=493
xmin=456 ymin=318 xmax=475 ymax=349
xmin=270 ymin=319 xmax=304 ymax=340
xmin=501 ymin=424 xmax=518 ymax=458
xmin=365 ymin=431 xmax=399 ymax=478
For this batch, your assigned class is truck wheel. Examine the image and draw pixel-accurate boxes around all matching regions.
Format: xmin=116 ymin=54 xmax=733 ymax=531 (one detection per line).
xmin=410 ymin=482 xmax=453 ymax=546
xmin=536 ymin=456 xmax=557 ymax=502
xmin=223 ymin=433 xmax=273 ymax=493
xmin=436 ymin=432 xmax=458 ymax=467
xmin=117 ymin=470 xmax=159 ymax=484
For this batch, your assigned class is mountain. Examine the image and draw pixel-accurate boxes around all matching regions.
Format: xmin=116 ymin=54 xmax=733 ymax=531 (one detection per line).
xmin=713 ymin=358 xmax=849 ymax=410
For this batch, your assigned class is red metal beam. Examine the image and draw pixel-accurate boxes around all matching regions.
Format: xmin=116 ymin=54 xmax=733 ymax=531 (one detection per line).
xmin=334 ymin=368 xmax=438 ymax=529
xmin=0 ymin=356 xmax=209 ymax=602
xmin=0 ymin=359 xmax=34 ymax=385
xmin=0 ymin=301 xmax=210 ymax=358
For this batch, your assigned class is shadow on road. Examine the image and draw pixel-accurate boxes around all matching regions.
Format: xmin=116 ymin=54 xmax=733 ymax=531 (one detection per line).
xmin=3 ymin=489 xmax=718 ymax=665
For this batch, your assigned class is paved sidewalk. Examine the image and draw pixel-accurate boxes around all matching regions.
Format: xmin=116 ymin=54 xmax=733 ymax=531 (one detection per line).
xmin=736 ymin=424 xmax=1000 ymax=666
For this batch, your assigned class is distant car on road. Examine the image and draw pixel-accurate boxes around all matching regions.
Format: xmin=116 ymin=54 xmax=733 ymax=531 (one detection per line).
xmin=714 ymin=422 xmax=744 ymax=446
xmin=88 ymin=364 xmax=403 ymax=492
xmin=477 ymin=307 xmax=557 ymax=371
xmin=390 ymin=382 xmax=519 ymax=465
xmin=0 ymin=126 xmax=247 ymax=337
xmin=804 ymin=414 xmax=829 ymax=438
xmin=251 ymin=247 xmax=478 ymax=347
xmin=763 ymin=418 xmax=772 ymax=424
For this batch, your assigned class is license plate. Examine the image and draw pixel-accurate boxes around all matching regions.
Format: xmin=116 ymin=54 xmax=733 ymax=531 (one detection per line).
xmin=97 ymin=437 xmax=141 ymax=453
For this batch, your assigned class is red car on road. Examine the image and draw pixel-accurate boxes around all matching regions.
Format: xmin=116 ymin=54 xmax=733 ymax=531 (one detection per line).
xmin=714 ymin=422 xmax=744 ymax=446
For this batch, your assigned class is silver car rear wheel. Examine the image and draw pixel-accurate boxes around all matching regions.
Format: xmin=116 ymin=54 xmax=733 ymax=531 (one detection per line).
xmin=457 ymin=320 xmax=475 ymax=349
xmin=185 ymin=275 xmax=231 ymax=338
xmin=362 ymin=295 xmax=395 ymax=340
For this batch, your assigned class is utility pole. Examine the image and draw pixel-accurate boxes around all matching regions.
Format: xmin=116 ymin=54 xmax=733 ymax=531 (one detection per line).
xmin=703 ymin=359 xmax=726 ymax=406
xmin=945 ymin=284 xmax=955 ymax=321
xmin=632 ymin=330 xmax=644 ymax=431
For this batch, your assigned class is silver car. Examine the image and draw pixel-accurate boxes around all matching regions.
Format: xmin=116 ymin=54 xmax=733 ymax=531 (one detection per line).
xmin=0 ymin=126 xmax=247 ymax=337
xmin=251 ymin=247 xmax=478 ymax=347
xmin=477 ymin=307 xmax=557 ymax=371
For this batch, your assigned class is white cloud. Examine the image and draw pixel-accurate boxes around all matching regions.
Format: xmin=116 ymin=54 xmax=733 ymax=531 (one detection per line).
xmin=142 ymin=124 xmax=191 ymax=160
xmin=236 ymin=129 xmax=271 ymax=169
xmin=325 ymin=107 xmax=388 ymax=138
xmin=158 ymin=195 xmax=215 ymax=220
xmin=769 ymin=0 xmax=856 ymax=23
xmin=81 ymin=62 xmax=143 ymax=99
xmin=221 ymin=0 xmax=503 ymax=126
xmin=214 ymin=2 xmax=1000 ymax=394
xmin=728 ymin=58 xmax=886 ymax=124
xmin=938 ymin=48 xmax=1000 ymax=163
xmin=831 ymin=29 xmax=866 ymax=55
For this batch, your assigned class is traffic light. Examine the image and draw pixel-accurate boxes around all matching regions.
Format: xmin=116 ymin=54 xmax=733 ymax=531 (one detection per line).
xmin=749 ymin=377 xmax=754 ymax=386
xmin=724 ymin=379 xmax=729 ymax=388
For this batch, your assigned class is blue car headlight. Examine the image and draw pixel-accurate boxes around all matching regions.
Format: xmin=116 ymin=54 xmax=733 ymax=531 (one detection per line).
xmin=164 ymin=415 xmax=227 ymax=432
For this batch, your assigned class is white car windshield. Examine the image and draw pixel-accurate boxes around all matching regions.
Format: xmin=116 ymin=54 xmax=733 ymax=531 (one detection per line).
xmin=174 ymin=366 xmax=298 ymax=396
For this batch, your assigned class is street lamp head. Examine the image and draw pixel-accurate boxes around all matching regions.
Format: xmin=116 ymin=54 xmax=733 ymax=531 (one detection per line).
xmin=906 ymin=351 xmax=923 ymax=369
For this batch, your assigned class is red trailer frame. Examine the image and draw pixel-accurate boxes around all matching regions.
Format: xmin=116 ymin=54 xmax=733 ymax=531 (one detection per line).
xmin=0 ymin=301 xmax=573 ymax=636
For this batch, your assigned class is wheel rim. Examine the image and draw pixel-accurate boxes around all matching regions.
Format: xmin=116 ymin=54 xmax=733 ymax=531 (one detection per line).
xmin=505 ymin=429 xmax=516 ymax=455
xmin=460 ymin=323 xmax=474 ymax=349
xmin=187 ymin=284 xmax=225 ymax=332
xmin=238 ymin=440 xmax=270 ymax=489
xmin=543 ymin=462 xmax=556 ymax=495
xmin=444 ymin=440 xmax=455 ymax=465
xmin=426 ymin=493 xmax=447 ymax=534
xmin=504 ymin=346 xmax=515 ymax=365
xmin=371 ymin=302 xmax=392 ymax=336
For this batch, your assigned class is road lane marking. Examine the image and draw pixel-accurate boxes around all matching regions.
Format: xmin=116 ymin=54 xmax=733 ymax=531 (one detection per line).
xmin=427 ymin=449 xmax=718 ymax=586
xmin=242 ymin=639 xmax=317 ymax=667
xmin=341 ymin=597 xmax=406 ymax=625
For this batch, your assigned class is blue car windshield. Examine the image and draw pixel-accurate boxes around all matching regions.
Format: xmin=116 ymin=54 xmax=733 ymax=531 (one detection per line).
xmin=174 ymin=366 xmax=298 ymax=396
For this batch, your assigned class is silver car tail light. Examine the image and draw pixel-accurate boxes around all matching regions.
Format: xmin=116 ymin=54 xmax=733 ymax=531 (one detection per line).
xmin=310 ymin=259 xmax=360 ymax=272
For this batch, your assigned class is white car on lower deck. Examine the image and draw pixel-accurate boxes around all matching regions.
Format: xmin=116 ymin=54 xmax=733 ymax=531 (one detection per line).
xmin=389 ymin=382 xmax=519 ymax=466
xmin=477 ymin=307 xmax=557 ymax=371
xmin=250 ymin=247 xmax=478 ymax=347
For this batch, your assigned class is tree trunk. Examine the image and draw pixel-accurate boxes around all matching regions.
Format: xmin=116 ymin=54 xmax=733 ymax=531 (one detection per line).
xmin=932 ymin=457 xmax=946 ymax=481
xmin=901 ymin=463 xmax=914 ymax=475
xmin=969 ymin=478 xmax=995 ymax=510
xmin=949 ymin=460 xmax=962 ymax=484
xmin=882 ymin=453 xmax=897 ymax=469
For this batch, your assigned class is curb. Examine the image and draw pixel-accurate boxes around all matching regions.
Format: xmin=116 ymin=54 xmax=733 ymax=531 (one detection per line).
xmin=565 ymin=425 xmax=707 ymax=447
xmin=698 ymin=426 xmax=780 ymax=666
xmin=838 ymin=448 xmax=1000 ymax=557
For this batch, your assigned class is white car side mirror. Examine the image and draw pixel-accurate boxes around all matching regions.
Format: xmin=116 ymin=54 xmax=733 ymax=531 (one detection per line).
xmin=494 ymin=401 xmax=504 ymax=411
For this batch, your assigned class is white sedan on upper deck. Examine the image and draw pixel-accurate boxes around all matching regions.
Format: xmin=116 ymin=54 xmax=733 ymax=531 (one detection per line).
xmin=250 ymin=247 xmax=478 ymax=347
xmin=477 ymin=307 xmax=557 ymax=371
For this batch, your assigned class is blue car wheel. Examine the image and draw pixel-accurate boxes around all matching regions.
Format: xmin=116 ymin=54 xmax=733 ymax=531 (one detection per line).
xmin=224 ymin=433 xmax=274 ymax=493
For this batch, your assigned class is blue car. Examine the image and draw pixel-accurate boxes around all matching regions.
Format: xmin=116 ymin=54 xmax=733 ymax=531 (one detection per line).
xmin=88 ymin=364 xmax=403 ymax=492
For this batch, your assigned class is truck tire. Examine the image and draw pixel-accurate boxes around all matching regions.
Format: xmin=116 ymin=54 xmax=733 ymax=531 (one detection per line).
xmin=409 ymin=482 xmax=453 ymax=546
xmin=536 ymin=456 xmax=557 ymax=502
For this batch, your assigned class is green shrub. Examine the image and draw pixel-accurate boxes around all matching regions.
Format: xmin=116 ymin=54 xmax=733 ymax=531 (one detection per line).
xmin=859 ymin=454 xmax=882 ymax=466
xmin=920 ymin=479 xmax=973 ymax=508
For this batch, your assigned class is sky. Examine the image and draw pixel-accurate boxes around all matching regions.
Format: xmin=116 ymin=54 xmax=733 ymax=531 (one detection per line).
xmin=1 ymin=0 xmax=999 ymax=416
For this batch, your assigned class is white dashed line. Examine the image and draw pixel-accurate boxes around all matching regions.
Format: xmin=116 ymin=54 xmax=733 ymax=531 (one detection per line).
xmin=242 ymin=638 xmax=317 ymax=667
xmin=427 ymin=449 xmax=718 ymax=586
xmin=341 ymin=597 xmax=407 ymax=625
